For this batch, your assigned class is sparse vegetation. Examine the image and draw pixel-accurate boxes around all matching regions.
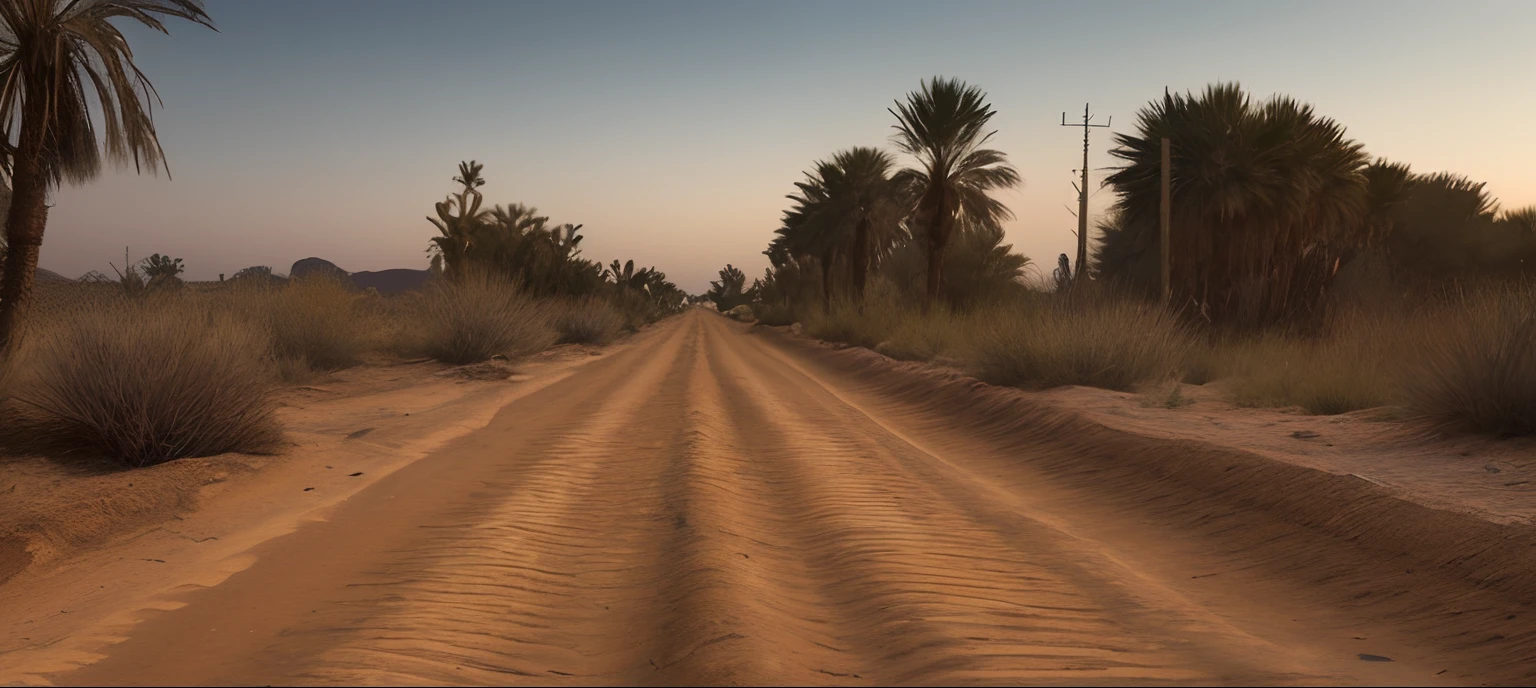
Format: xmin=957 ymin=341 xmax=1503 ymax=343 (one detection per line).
xmin=259 ymin=274 xmax=375 ymax=377
xmin=965 ymin=298 xmax=1193 ymax=392
xmin=1400 ymin=285 xmax=1536 ymax=436
xmin=552 ymin=296 xmax=626 ymax=345
xmin=877 ymin=304 xmax=959 ymax=362
xmin=15 ymin=296 xmax=282 ymax=468
xmin=410 ymin=270 xmax=557 ymax=365
xmin=0 ymin=1 xmax=215 ymax=351
xmin=738 ymin=75 xmax=1536 ymax=440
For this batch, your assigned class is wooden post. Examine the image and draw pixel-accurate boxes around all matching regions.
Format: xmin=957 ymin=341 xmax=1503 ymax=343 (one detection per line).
xmin=1160 ymin=137 xmax=1171 ymax=304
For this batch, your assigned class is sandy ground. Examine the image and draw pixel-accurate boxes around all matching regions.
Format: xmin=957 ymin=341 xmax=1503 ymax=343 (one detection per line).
xmin=1031 ymin=383 xmax=1536 ymax=527
xmin=3 ymin=310 xmax=1535 ymax=685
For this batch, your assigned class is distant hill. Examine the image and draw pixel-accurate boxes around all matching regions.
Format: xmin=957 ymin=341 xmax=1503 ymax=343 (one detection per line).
xmin=36 ymin=268 xmax=70 ymax=283
xmin=286 ymin=257 xmax=432 ymax=296
xmin=351 ymin=269 xmax=432 ymax=295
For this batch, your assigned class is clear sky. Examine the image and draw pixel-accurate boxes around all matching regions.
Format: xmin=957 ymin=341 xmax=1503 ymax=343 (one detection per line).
xmin=41 ymin=0 xmax=1536 ymax=293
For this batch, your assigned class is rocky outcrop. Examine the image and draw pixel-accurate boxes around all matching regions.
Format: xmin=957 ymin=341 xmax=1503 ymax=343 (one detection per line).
xmin=289 ymin=257 xmax=350 ymax=282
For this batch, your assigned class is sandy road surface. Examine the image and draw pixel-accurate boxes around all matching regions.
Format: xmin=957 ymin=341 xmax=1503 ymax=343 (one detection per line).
xmin=12 ymin=310 xmax=1532 ymax=685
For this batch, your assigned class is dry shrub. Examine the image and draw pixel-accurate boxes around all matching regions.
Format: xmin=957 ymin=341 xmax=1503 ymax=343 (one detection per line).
xmin=965 ymin=298 xmax=1193 ymax=391
xmin=877 ymin=306 xmax=959 ymax=362
xmin=755 ymin=302 xmax=797 ymax=327
xmin=266 ymin=274 xmax=374 ymax=372
xmin=410 ymin=271 xmax=556 ymax=365
xmin=804 ymin=299 xmax=900 ymax=350
xmin=1208 ymin=303 xmax=1416 ymax=415
xmin=1401 ymin=285 xmax=1536 ymax=435
xmin=552 ymin=296 xmax=625 ymax=345
xmin=213 ymin=275 xmax=372 ymax=380
xmin=1212 ymin=332 xmax=1394 ymax=415
xmin=16 ymin=296 xmax=281 ymax=468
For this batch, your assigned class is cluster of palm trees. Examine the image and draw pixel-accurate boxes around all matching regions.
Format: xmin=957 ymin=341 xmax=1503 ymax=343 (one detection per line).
xmin=0 ymin=0 xmax=215 ymax=351
xmin=426 ymin=160 xmax=685 ymax=318
xmin=1095 ymin=82 xmax=1536 ymax=328
xmin=754 ymin=77 xmax=1027 ymax=314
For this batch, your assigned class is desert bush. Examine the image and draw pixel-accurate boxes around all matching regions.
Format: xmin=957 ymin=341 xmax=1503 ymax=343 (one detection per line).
xmin=877 ymin=306 xmax=959 ymax=362
xmin=552 ymin=296 xmax=626 ymax=345
xmin=266 ymin=274 xmax=373 ymax=372
xmin=965 ymin=298 xmax=1193 ymax=391
xmin=1212 ymin=331 xmax=1395 ymax=415
xmin=755 ymin=302 xmax=797 ymax=327
xmin=1400 ymin=285 xmax=1536 ymax=435
xmin=410 ymin=270 xmax=556 ymax=365
xmin=16 ymin=297 xmax=281 ymax=468
xmin=804 ymin=299 xmax=900 ymax=350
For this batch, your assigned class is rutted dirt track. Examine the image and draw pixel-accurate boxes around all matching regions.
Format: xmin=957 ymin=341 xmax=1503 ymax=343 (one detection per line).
xmin=26 ymin=310 xmax=1536 ymax=685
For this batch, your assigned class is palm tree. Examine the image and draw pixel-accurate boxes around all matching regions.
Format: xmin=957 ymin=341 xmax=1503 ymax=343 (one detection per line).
xmin=776 ymin=147 xmax=905 ymax=309
xmin=0 ymin=0 xmax=214 ymax=350
xmin=889 ymin=77 xmax=1021 ymax=304
xmin=1500 ymin=206 xmax=1536 ymax=237
xmin=777 ymin=166 xmax=839 ymax=308
xmin=1099 ymin=83 xmax=1369 ymax=327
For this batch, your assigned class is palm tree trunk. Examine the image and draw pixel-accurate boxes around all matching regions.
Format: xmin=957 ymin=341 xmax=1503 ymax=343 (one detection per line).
xmin=850 ymin=217 xmax=870 ymax=305
xmin=0 ymin=94 xmax=53 ymax=353
xmin=925 ymin=220 xmax=946 ymax=305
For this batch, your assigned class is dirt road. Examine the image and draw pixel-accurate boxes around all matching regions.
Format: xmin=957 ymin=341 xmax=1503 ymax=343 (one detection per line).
xmin=20 ymin=310 xmax=1534 ymax=685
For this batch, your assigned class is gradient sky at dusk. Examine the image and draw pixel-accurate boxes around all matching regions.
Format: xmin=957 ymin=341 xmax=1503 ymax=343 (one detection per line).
xmin=41 ymin=0 xmax=1536 ymax=293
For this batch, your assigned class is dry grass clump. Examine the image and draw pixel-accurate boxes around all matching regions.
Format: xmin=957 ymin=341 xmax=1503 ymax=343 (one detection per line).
xmin=804 ymin=299 xmax=900 ymax=350
xmin=15 ymin=296 xmax=281 ymax=468
xmin=552 ymin=296 xmax=626 ymax=345
xmin=410 ymin=271 xmax=556 ymax=365
xmin=876 ymin=306 xmax=959 ymax=362
xmin=966 ymin=298 xmax=1193 ymax=391
xmin=1400 ymin=285 xmax=1536 ymax=435
xmin=209 ymin=276 xmax=375 ymax=383
xmin=1211 ymin=325 xmax=1398 ymax=416
xmin=755 ymin=302 xmax=797 ymax=327
xmin=266 ymin=275 xmax=375 ymax=375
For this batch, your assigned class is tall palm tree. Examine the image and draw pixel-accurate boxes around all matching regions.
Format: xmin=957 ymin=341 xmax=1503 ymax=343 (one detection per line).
xmin=777 ymin=147 xmax=904 ymax=306
xmin=777 ymin=166 xmax=839 ymax=308
xmin=0 ymin=0 xmax=213 ymax=350
xmin=889 ymin=77 xmax=1021 ymax=303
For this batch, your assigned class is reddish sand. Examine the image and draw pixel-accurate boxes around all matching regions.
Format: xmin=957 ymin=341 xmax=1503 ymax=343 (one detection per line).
xmin=2 ymin=310 xmax=1534 ymax=685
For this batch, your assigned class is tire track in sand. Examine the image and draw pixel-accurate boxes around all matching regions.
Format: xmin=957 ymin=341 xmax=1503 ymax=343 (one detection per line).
xmin=694 ymin=314 xmax=1341 ymax=685
xmin=49 ymin=311 xmax=1457 ymax=686
xmin=289 ymin=321 xmax=703 ymax=685
xmin=631 ymin=318 xmax=870 ymax=685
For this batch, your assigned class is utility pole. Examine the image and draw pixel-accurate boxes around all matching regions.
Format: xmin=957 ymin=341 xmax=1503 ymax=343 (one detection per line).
xmin=1061 ymin=104 xmax=1111 ymax=286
